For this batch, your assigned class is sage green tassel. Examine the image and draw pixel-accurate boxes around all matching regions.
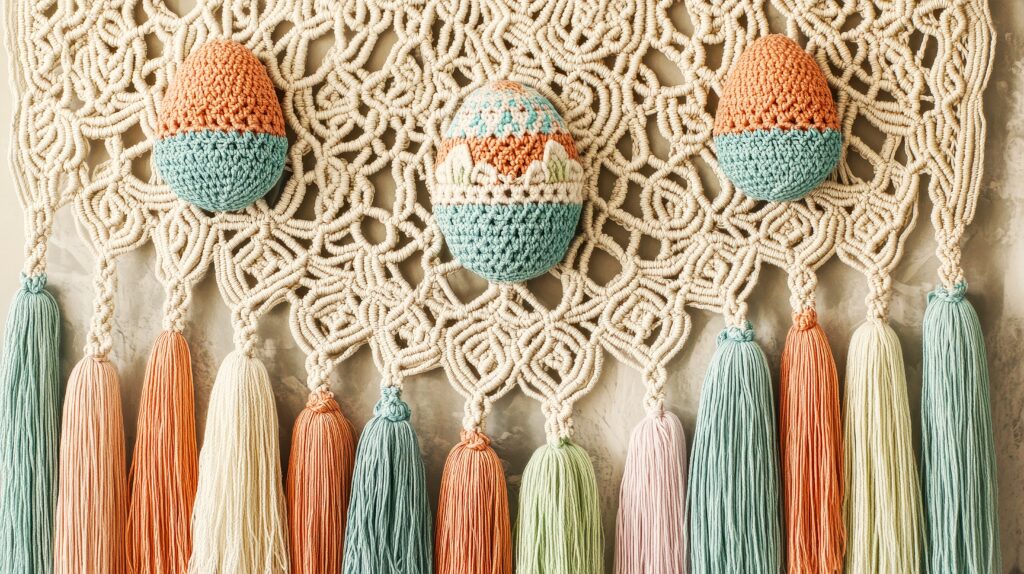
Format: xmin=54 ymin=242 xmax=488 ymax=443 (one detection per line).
xmin=922 ymin=283 xmax=1000 ymax=573
xmin=343 ymin=386 xmax=432 ymax=574
xmin=0 ymin=274 xmax=61 ymax=573
xmin=516 ymin=439 xmax=603 ymax=574
xmin=688 ymin=323 xmax=781 ymax=574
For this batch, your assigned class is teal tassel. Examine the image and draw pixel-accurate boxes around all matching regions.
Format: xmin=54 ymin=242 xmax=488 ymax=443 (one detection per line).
xmin=343 ymin=386 xmax=432 ymax=574
xmin=516 ymin=439 xmax=603 ymax=574
xmin=0 ymin=274 xmax=61 ymax=573
xmin=688 ymin=323 xmax=782 ymax=573
xmin=922 ymin=283 xmax=1000 ymax=573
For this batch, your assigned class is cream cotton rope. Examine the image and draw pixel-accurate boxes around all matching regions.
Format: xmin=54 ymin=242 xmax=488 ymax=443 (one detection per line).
xmin=3 ymin=0 xmax=992 ymax=438
xmin=3 ymin=1 xmax=995 ymax=573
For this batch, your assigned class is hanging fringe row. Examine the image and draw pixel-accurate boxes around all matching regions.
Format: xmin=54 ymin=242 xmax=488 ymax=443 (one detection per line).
xmin=688 ymin=323 xmax=781 ymax=574
xmin=435 ymin=430 xmax=511 ymax=574
xmin=343 ymin=386 xmax=432 ymax=574
xmin=516 ymin=438 xmax=603 ymax=574
xmin=921 ymin=283 xmax=1000 ymax=573
xmin=189 ymin=350 xmax=288 ymax=574
xmin=4 ymin=278 xmax=998 ymax=574
xmin=844 ymin=320 xmax=923 ymax=573
xmin=287 ymin=388 xmax=357 ymax=574
xmin=615 ymin=410 xmax=688 ymax=574
xmin=127 ymin=330 xmax=198 ymax=574
xmin=779 ymin=309 xmax=845 ymax=574
xmin=54 ymin=356 xmax=129 ymax=574
xmin=0 ymin=274 xmax=61 ymax=573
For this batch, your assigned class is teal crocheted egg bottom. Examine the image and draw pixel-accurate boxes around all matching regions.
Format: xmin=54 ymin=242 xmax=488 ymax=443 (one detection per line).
xmin=435 ymin=202 xmax=583 ymax=283
xmin=714 ymin=128 xmax=842 ymax=202
xmin=154 ymin=130 xmax=288 ymax=212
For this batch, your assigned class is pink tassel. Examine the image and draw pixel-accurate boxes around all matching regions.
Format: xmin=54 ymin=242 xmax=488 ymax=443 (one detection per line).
xmin=615 ymin=410 xmax=688 ymax=573
xmin=54 ymin=356 xmax=128 ymax=573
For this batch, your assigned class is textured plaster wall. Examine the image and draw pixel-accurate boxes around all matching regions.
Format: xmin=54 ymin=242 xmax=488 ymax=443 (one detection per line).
xmin=1 ymin=2 xmax=1022 ymax=571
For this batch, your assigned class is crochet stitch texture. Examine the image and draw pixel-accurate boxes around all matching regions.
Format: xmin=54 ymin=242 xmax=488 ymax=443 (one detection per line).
xmin=155 ymin=40 xmax=287 ymax=212
xmin=433 ymin=81 xmax=584 ymax=283
xmin=713 ymin=34 xmax=842 ymax=202
xmin=6 ymin=0 xmax=993 ymax=455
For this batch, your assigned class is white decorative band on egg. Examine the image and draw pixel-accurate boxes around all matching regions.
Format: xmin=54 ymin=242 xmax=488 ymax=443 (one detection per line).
xmin=434 ymin=140 xmax=585 ymax=206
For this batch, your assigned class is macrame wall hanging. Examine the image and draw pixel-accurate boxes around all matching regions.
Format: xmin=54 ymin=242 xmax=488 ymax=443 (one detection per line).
xmin=0 ymin=1 xmax=998 ymax=574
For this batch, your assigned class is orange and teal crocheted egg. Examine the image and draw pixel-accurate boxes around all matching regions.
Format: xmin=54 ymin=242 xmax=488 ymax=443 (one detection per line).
xmin=433 ymin=81 xmax=584 ymax=283
xmin=154 ymin=40 xmax=287 ymax=212
xmin=713 ymin=35 xmax=842 ymax=202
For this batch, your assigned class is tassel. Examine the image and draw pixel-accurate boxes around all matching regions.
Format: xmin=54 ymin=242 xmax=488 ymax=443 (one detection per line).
xmin=435 ymin=430 xmax=511 ymax=574
xmin=516 ymin=439 xmax=602 ymax=574
xmin=127 ymin=330 xmax=198 ymax=574
xmin=189 ymin=350 xmax=288 ymax=574
xmin=287 ymin=388 xmax=357 ymax=574
xmin=779 ymin=309 xmax=844 ymax=573
xmin=343 ymin=386 xmax=432 ymax=574
xmin=921 ymin=283 xmax=1000 ymax=572
xmin=0 ymin=274 xmax=61 ymax=573
xmin=54 ymin=356 xmax=129 ymax=574
xmin=844 ymin=321 xmax=922 ymax=572
xmin=688 ymin=323 xmax=781 ymax=573
xmin=614 ymin=410 xmax=687 ymax=574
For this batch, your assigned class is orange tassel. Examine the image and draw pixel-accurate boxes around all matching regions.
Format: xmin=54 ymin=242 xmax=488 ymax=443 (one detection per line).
xmin=127 ymin=331 xmax=198 ymax=574
xmin=287 ymin=389 xmax=356 ymax=574
xmin=780 ymin=309 xmax=845 ymax=574
xmin=54 ymin=356 xmax=128 ymax=574
xmin=435 ymin=430 xmax=511 ymax=574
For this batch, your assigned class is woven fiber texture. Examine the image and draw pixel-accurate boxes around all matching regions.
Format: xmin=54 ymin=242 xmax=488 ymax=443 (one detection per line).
xmin=4 ymin=0 xmax=993 ymax=440
xmin=154 ymin=131 xmax=288 ymax=212
xmin=154 ymin=40 xmax=287 ymax=212
xmin=714 ymin=128 xmax=843 ymax=202
xmin=714 ymin=34 xmax=842 ymax=202
xmin=433 ymin=81 xmax=585 ymax=283
xmin=713 ymin=35 xmax=840 ymax=134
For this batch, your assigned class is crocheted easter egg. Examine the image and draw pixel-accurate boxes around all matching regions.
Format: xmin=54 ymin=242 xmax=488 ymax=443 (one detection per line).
xmin=713 ymin=35 xmax=842 ymax=202
xmin=154 ymin=40 xmax=287 ymax=212
xmin=433 ymin=81 xmax=584 ymax=283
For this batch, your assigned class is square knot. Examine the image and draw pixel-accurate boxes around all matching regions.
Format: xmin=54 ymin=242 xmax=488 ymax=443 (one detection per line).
xmin=20 ymin=272 xmax=47 ymax=293
xmin=718 ymin=321 xmax=754 ymax=344
xmin=306 ymin=388 xmax=340 ymax=414
xmin=459 ymin=429 xmax=492 ymax=451
xmin=792 ymin=308 xmax=818 ymax=331
xmin=928 ymin=281 xmax=967 ymax=304
xmin=374 ymin=387 xmax=411 ymax=422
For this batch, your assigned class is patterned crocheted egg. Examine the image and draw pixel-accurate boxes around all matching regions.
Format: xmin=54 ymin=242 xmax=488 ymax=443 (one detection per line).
xmin=713 ymin=35 xmax=842 ymax=202
xmin=433 ymin=81 xmax=584 ymax=283
xmin=154 ymin=40 xmax=287 ymax=212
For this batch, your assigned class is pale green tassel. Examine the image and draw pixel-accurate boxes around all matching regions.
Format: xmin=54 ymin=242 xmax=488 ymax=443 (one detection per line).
xmin=687 ymin=323 xmax=781 ymax=574
xmin=343 ymin=386 xmax=432 ymax=574
xmin=844 ymin=321 xmax=923 ymax=573
xmin=516 ymin=439 xmax=603 ymax=574
xmin=0 ymin=274 xmax=60 ymax=574
xmin=922 ymin=283 xmax=1000 ymax=573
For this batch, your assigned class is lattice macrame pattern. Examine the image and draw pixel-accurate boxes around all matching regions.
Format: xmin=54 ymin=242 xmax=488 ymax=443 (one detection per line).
xmin=6 ymin=0 xmax=992 ymax=440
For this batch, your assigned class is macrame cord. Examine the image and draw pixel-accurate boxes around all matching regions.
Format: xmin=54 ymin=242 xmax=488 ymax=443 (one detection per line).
xmin=0 ymin=1 xmax=997 ymax=573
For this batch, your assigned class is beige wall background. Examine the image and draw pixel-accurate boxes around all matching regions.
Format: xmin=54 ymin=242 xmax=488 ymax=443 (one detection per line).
xmin=1 ymin=3 xmax=1022 ymax=571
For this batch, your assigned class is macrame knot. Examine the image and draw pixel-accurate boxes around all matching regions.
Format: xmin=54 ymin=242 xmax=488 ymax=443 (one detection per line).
xmin=374 ymin=386 xmax=411 ymax=422
xmin=20 ymin=272 xmax=47 ymax=293
xmin=306 ymin=387 xmax=339 ymax=414
xmin=793 ymin=308 xmax=818 ymax=331
xmin=460 ymin=429 xmax=491 ymax=451
xmin=719 ymin=321 xmax=754 ymax=343
xmin=928 ymin=281 xmax=967 ymax=304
